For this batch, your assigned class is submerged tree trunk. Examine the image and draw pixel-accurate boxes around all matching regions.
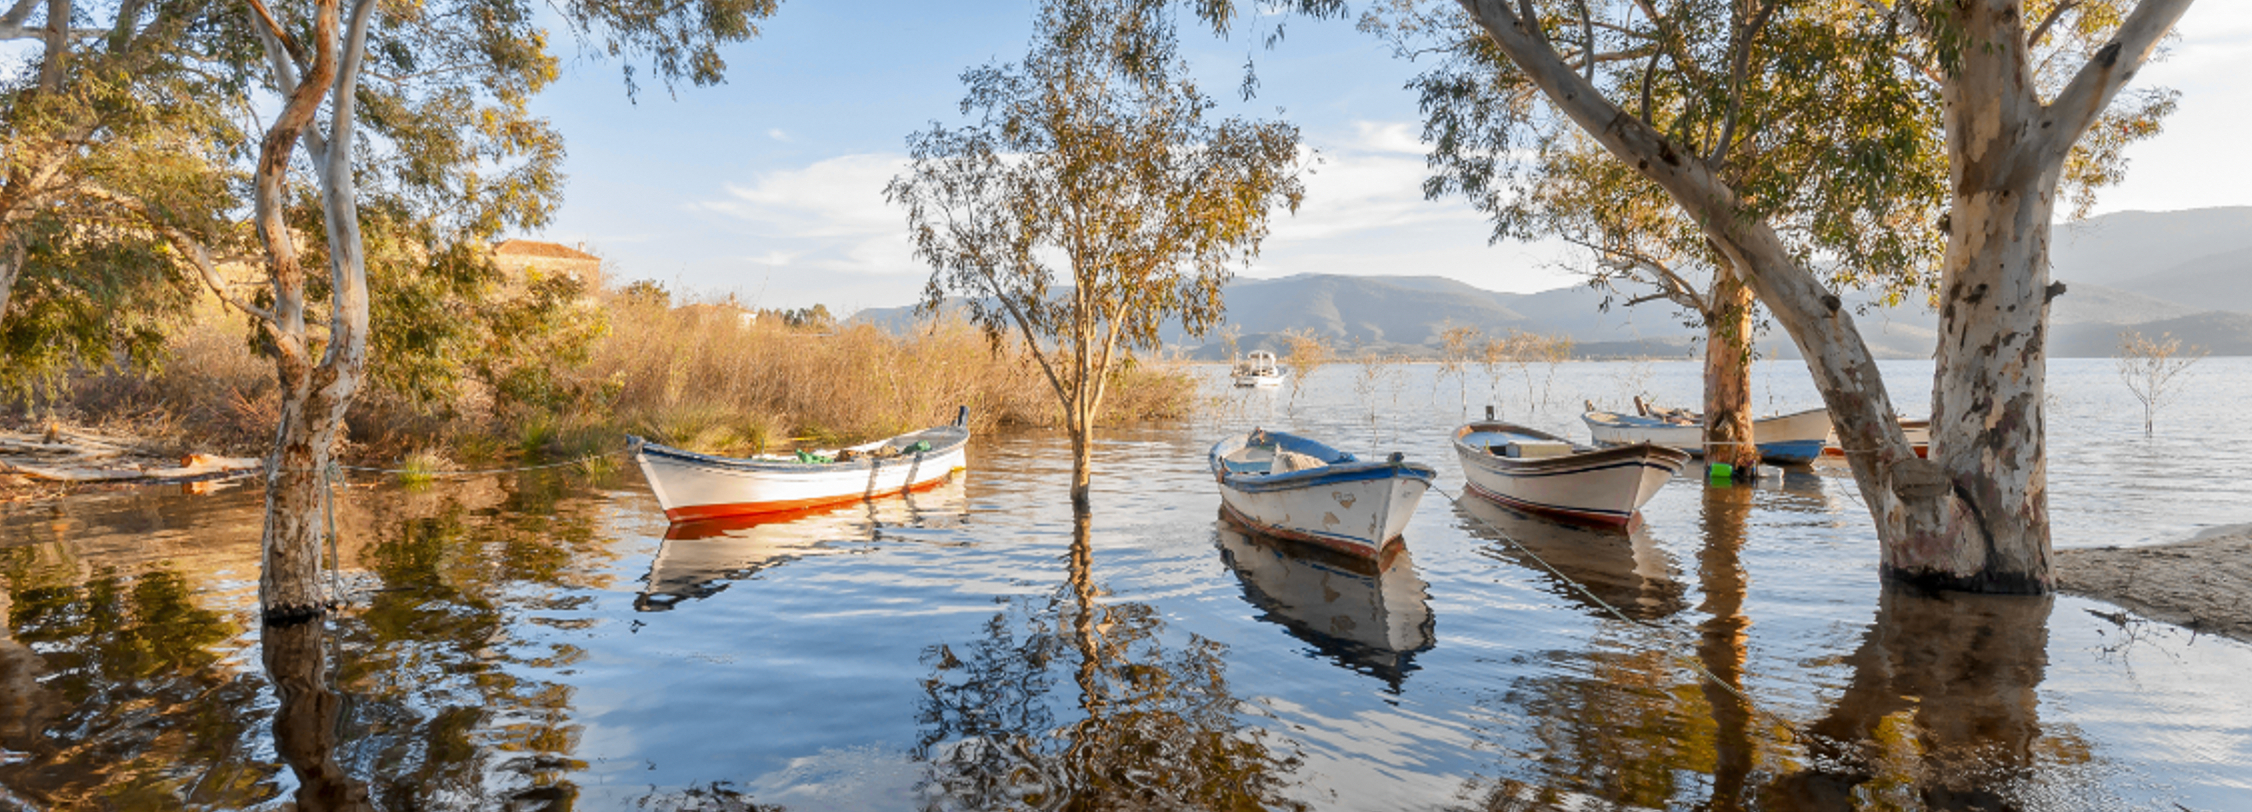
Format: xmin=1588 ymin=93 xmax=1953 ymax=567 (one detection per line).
xmin=1702 ymin=263 xmax=1759 ymax=471
xmin=1069 ymin=416 xmax=1094 ymax=512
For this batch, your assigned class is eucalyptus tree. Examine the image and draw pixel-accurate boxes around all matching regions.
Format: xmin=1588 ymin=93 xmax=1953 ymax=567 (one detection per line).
xmin=225 ymin=0 xmax=778 ymax=621
xmin=0 ymin=0 xmax=245 ymax=396
xmin=889 ymin=0 xmax=1306 ymax=510
xmin=1389 ymin=0 xmax=2188 ymax=593
xmin=1394 ymin=0 xmax=1949 ymax=469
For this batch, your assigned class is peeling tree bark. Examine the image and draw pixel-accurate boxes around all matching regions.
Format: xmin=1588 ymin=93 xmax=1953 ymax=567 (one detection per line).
xmin=1455 ymin=0 xmax=2194 ymax=594
xmin=1702 ymin=260 xmax=1758 ymax=471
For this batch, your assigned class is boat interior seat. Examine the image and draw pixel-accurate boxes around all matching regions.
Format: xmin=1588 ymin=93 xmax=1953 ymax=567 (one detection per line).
xmin=1221 ymin=445 xmax=1274 ymax=474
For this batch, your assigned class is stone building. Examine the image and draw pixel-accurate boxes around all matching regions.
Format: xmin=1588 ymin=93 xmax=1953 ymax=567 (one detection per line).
xmin=493 ymin=239 xmax=602 ymax=291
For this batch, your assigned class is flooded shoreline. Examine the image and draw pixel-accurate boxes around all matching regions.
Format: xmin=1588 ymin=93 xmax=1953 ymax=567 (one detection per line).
xmin=3 ymin=358 xmax=2249 ymax=810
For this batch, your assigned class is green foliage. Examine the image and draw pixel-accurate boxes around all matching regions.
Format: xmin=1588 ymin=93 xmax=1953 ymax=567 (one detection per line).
xmin=1398 ymin=0 xmax=1949 ymax=309
xmin=0 ymin=0 xmax=251 ymax=399
xmin=620 ymin=279 xmax=672 ymax=308
xmin=889 ymin=0 xmax=1306 ymax=436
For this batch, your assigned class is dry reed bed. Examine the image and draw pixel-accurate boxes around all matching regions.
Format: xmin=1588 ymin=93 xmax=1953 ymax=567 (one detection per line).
xmin=12 ymin=296 xmax=1197 ymax=466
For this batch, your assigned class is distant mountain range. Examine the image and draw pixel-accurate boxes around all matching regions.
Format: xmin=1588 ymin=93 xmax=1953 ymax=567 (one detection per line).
xmin=853 ymin=206 xmax=2252 ymax=358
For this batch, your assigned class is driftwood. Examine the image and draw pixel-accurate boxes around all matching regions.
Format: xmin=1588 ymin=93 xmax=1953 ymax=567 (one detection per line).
xmin=0 ymin=429 xmax=262 ymax=485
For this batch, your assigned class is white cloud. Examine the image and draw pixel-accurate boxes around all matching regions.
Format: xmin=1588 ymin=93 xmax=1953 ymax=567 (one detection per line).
xmin=691 ymin=154 xmax=922 ymax=278
xmin=767 ymin=128 xmax=792 ymax=141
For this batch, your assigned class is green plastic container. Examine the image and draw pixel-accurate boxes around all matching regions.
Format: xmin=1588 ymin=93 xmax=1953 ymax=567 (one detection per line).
xmin=1707 ymin=462 xmax=1735 ymax=482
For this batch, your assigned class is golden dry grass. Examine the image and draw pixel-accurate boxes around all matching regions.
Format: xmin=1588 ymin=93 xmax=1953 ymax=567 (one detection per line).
xmin=17 ymin=294 xmax=1196 ymax=465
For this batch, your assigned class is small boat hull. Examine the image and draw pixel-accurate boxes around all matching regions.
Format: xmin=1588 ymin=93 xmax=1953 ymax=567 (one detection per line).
xmin=633 ymin=423 xmax=969 ymax=522
xmin=1583 ymin=407 xmax=1832 ymax=464
xmin=1210 ymin=430 xmax=1435 ymax=560
xmin=1454 ymin=422 xmax=1688 ymax=527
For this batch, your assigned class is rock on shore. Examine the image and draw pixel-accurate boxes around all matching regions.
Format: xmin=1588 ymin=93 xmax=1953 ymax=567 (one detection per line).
xmin=2057 ymin=524 xmax=2252 ymax=643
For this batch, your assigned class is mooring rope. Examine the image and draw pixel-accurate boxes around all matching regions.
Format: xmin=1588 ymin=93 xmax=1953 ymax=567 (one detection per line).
xmin=1433 ymin=484 xmax=1800 ymax=741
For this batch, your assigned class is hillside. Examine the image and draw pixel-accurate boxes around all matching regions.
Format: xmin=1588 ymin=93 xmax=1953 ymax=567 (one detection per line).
xmin=852 ymin=208 xmax=2252 ymax=359
xmin=2048 ymin=206 xmax=2252 ymax=287
xmin=2113 ymin=246 xmax=2252 ymax=314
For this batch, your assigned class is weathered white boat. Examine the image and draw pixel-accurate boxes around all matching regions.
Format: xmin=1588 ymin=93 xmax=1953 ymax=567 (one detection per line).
xmin=1209 ymin=429 xmax=1435 ymax=559
xmin=1582 ymin=406 xmax=1832 ymax=464
xmin=1215 ymin=516 xmax=1433 ymax=684
xmin=1455 ymin=420 xmax=1688 ymax=527
xmin=1230 ymin=350 xmax=1287 ymax=388
xmin=632 ymin=409 xmax=969 ymax=522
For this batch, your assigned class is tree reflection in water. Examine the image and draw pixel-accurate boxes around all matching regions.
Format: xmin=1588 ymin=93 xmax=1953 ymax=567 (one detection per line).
xmin=1695 ymin=482 xmax=1757 ymax=812
xmin=1769 ymin=583 xmax=2074 ymax=811
xmin=264 ymin=618 xmax=374 ymax=810
xmin=331 ymin=477 xmax=608 ymax=809
xmin=0 ymin=472 xmax=616 ymax=809
xmin=914 ymin=509 xmax=1310 ymax=811
xmin=1453 ymin=476 xmax=2104 ymax=811
xmin=0 ymin=554 xmax=274 ymax=808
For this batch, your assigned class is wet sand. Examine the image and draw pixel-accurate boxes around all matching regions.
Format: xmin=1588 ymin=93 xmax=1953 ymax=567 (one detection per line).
xmin=2058 ymin=524 xmax=2252 ymax=642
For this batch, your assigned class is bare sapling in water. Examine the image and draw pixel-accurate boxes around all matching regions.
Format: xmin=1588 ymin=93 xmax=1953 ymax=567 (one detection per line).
xmin=1437 ymin=325 xmax=1479 ymax=418
xmin=2116 ymin=331 xmax=2203 ymax=437
xmin=1281 ymin=329 xmax=1332 ymax=414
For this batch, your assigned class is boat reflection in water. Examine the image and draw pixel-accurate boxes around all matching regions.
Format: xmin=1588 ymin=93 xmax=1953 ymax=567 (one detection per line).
xmin=1214 ymin=512 xmax=1435 ymax=687
xmin=1454 ymin=494 xmax=1687 ymax=621
xmin=639 ymin=474 xmax=968 ymax=611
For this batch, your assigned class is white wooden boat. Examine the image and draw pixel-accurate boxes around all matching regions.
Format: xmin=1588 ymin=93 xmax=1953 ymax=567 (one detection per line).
xmin=1215 ymin=516 xmax=1433 ymax=684
xmin=632 ymin=408 xmax=969 ymax=522
xmin=1453 ymin=496 xmax=1686 ymax=620
xmin=1209 ymin=429 xmax=1435 ymax=559
xmin=1582 ymin=406 xmax=1831 ymax=464
xmin=1230 ymin=350 xmax=1287 ymax=388
xmin=1455 ymin=421 xmax=1688 ymax=527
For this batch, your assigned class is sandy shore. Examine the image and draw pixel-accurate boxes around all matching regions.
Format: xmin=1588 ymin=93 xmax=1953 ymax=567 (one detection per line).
xmin=2057 ymin=524 xmax=2252 ymax=643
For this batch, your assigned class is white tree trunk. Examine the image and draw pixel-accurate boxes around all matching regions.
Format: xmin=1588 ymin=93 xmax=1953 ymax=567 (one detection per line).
xmin=250 ymin=0 xmax=377 ymax=621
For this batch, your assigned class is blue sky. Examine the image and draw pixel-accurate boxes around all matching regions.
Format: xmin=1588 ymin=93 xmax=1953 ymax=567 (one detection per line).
xmin=526 ymin=1 xmax=2252 ymax=314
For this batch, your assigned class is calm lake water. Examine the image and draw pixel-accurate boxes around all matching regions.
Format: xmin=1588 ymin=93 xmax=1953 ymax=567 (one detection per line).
xmin=4 ymin=357 xmax=2250 ymax=810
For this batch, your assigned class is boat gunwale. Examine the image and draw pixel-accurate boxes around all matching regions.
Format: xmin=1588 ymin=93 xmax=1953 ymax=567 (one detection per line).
xmin=1208 ymin=430 xmax=1436 ymax=494
xmin=1452 ymin=421 xmax=1690 ymax=475
xmin=632 ymin=425 xmax=969 ymax=476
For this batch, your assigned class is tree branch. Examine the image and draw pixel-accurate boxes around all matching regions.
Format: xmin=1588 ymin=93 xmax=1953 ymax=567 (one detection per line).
xmin=2041 ymin=0 xmax=2195 ymax=162
xmin=2027 ymin=0 xmax=2080 ymax=48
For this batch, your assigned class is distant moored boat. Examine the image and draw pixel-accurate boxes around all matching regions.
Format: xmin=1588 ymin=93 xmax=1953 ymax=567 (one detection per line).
xmin=1230 ymin=350 xmax=1287 ymax=388
xmin=1583 ymin=406 xmax=1831 ymax=464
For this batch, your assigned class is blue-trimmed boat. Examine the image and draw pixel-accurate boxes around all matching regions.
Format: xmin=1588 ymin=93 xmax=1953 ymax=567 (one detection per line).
xmin=1455 ymin=420 xmax=1689 ymax=527
xmin=1209 ymin=429 xmax=1436 ymax=559
xmin=1583 ymin=406 xmax=1831 ymax=464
